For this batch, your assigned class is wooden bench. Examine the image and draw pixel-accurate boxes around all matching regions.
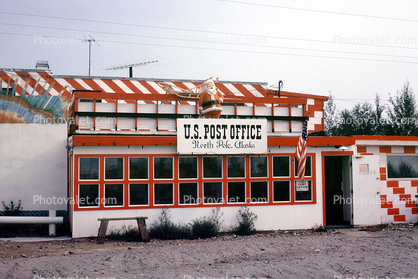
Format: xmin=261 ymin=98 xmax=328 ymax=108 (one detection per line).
xmin=97 ymin=217 xmax=149 ymax=244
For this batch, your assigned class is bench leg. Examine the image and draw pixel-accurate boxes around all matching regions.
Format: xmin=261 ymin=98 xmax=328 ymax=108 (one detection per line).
xmin=136 ymin=219 xmax=150 ymax=242
xmin=97 ymin=220 xmax=109 ymax=244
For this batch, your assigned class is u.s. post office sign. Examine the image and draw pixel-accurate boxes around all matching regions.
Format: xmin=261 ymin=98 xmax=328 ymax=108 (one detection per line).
xmin=177 ymin=118 xmax=267 ymax=154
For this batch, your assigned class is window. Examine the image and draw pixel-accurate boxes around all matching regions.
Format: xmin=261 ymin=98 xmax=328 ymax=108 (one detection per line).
xmin=78 ymin=184 xmax=99 ymax=207
xmin=179 ymin=157 xmax=198 ymax=179
xmin=154 ymin=157 xmax=173 ymax=179
xmin=273 ymin=181 xmax=290 ymax=202
xmin=129 ymin=158 xmax=148 ymax=180
xmin=273 ymin=156 xmax=290 ymax=177
xmin=129 ymin=183 xmax=148 ymax=205
xmin=227 ymin=182 xmax=245 ymax=203
xmin=154 ymin=183 xmax=174 ymax=205
xmin=105 ymin=157 xmax=123 ymax=180
xmin=250 ymin=156 xmax=268 ymax=177
xmin=203 ymin=157 xmax=222 ymax=178
xmin=295 ymin=180 xmax=312 ymax=201
xmin=203 ymin=182 xmax=223 ymax=204
xmin=295 ymin=156 xmax=312 ymax=177
xmin=387 ymin=155 xmax=418 ymax=178
xmin=227 ymin=157 xmax=246 ymax=178
xmin=179 ymin=182 xmax=198 ymax=204
xmin=250 ymin=181 xmax=268 ymax=203
xmin=79 ymin=158 xmax=99 ymax=180
xmin=105 ymin=184 xmax=124 ymax=206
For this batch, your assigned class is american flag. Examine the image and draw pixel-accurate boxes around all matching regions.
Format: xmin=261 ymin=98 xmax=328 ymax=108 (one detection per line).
xmin=296 ymin=117 xmax=309 ymax=180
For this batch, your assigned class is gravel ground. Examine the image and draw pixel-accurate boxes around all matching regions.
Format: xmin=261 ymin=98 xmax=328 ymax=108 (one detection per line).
xmin=1 ymin=224 xmax=418 ymax=279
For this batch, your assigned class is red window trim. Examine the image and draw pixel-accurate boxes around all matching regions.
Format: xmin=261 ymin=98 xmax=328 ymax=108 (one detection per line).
xmin=73 ymin=153 xmax=316 ymax=211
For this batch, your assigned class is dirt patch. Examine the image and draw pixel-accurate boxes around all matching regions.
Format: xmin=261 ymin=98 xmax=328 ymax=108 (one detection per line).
xmin=0 ymin=224 xmax=417 ymax=279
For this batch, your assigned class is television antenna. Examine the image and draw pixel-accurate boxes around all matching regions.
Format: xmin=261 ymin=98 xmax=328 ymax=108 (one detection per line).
xmin=82 ymin=35 xmax=100 ymax=76
xmin=106 ymin=60 xmax=158 ymax=78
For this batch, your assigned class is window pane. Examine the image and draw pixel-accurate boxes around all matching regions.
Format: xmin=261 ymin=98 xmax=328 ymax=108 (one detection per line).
xmin=154 ymin=157 xmax=173 ymax=179
xmin=250 ymin=157 xmax=268 ymax=177
xmin=203 ymin=182 xmax=223 ymax=203
xmin=273 ymin=181 xmax=290 ymax=202
xmin=179 ymin=182 xmax=198 ymax=204
xmin=154 ymin=183 xmax=173 ymax=204
xmin=79 ymin=158 xmax=99 ymax=180
xmin=227 ymin=181 xmax=245 ymax=203
xmin=295 ymin=180 xmax=312 ymax=201
xmin=203 ymin=157 xmax=222 ymax=178
xmin=250 ymin=181 xmax=268 ymax=203
xmin=179 ymin=157 xmax=198 ymax=179
xmin=295 ymin=156 xmax=312 ymax=177
xmin=79 ymin=184 xmax=99 ymax=207
xmin=227 ymin=157 xmax=245 ymax=178
xmin=273 ymin=156 xmax=290 ymax=177
xmin=105 ymin=157 xmax=124 ymax=180
xmin=105 ymin=184 xmax=124 ymax=206
xmin=129 ymin=158 xmax=148 ymax=179
xmin=129 ymin=183 xmax=148 ymax=205
xmin=387 ymin=156 xmax=418 ymax=178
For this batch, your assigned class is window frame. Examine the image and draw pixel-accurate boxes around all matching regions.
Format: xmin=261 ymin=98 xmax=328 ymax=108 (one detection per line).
xmin=294 ymin=180 xmax=313 ymax=202
xmin=79 ymin=157 xmax=100 ymax=181
xmin=203 ymin=181 xmax=223 ymax=204
xmin=153 ymin=157 xmax=174 ymax=180
xmin=273 ymin=180 xmax=291 ymax=203
xmin=129 ymin=183 xmax=149 ymax=206
xmin=227 ymin=156 xmax=246 ymax=178
xmin=250 ymin=156 xmax=268 ymax=178
xmin=78 ymin=184 xmax=100 ymax=208
xmin=272 ymin=156 xmax=291 ymax=178
xmin=104 ymin=157 xmax=124 ymax=181
xmin=227 ymin=181 xmax=246 ymax=204
xmin=203 ymin=156 xmax=223 ymax=179
xmin=387 ymin=154 xmax=418 ymax=180
xmin=153 ymin=182 xmax=174 ymax=205
xmin=104 ymin=183 xmax=124 ymax=207
xmin=179 ymin=182 xmax=199 ymax=205
xmin=250 ymin=181 xmax=269 ymax=203
xmin=178 ymin=156 xmax=198 ymax=179
xmin=129 ymin=157 xmax=149 ymax=180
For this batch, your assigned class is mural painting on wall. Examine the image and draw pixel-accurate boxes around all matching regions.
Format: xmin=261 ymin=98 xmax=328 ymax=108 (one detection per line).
xmin=0 ymin=77 xmax=72 ymax=123
xmin=159 ymin=77 xmax=224 ymax=118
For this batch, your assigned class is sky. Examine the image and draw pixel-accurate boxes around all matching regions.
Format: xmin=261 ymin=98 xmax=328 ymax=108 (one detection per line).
xmin=1 ymin=0 xmax=418 ymax=111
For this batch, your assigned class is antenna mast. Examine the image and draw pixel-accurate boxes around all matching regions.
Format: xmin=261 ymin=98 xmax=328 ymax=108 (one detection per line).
xmin=82 ymin=35 xmax=99 ymax=76
xmin=106 ymin=60 xmax=158 ymax=78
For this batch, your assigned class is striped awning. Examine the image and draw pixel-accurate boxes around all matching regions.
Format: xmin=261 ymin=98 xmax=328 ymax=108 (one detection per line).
xmin=0 ymin=69 xmax=267 ymax=100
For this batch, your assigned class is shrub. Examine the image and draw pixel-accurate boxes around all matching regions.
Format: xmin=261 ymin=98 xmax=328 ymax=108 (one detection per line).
xmin=234 ymin=207 xmax=257 ymax=235
xmin=2 ymin=200 xmax=23 ymax=216
xmin=191 ymin=208 xmax=223 ymax=239
xmin=149 ymin=209 xmax=192 ymax=240
xmin=312 ymin=224 xmax=327 ymax=232
xmin=108 ymin=225 xmax=142 ymax=242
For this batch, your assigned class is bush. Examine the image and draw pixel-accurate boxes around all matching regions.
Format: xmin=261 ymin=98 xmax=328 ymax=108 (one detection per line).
xmin=191 ymin=208 xmax=223 ymax=239
xmin=234 ymin=207 xmax=257 ymax=235
xmin=149 ymin=209 xmax=192 ymax=240
xmin=108 ymin=225 xmax=142 ymax=242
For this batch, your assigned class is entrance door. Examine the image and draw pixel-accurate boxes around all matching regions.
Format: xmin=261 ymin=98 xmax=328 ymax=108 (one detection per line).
xmin=352 ymin=155 xmax=381 ymax=225
xmin=324 ymin=156 xmax=351 ymax=226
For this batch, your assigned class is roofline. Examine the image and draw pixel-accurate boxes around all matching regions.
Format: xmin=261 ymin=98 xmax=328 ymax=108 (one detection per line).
xmin=0 ymin=68 xmax=268 ymax=86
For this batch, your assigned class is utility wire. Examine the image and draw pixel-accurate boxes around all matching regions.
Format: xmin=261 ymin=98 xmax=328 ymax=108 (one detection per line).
xmin=1 ymin=22 xmax=418 ymax=60
xmin=1 ymin=31 xmax=417 ymax=65
xmin=1 ymin=11 xmax=418 ymax=52
xmin=219 ymin=0 xmax=418 ymax=24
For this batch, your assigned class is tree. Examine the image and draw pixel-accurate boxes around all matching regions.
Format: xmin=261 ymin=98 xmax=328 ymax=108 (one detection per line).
xmin=386 ymin=81 xmax=418 ymax=136
xmin=334 ymin=102 xmax=378 ymax=136
xmin=324 ymin=91 xmax=338 ymax=136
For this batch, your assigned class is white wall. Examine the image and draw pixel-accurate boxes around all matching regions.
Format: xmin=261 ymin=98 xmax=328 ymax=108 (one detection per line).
xmin=0 ymin=124 xmax=68 ymax=211
xmin=72 ymin=205 xmax=323 ymax=238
